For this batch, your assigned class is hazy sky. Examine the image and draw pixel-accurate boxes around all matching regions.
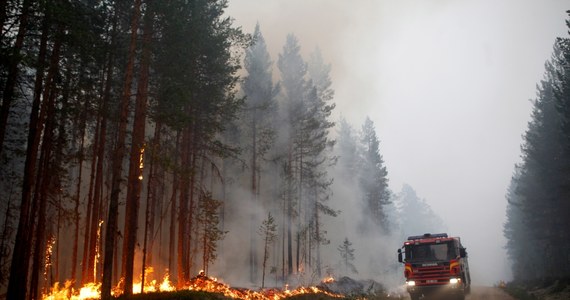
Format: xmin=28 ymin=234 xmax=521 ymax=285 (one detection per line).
xmin=225 ymin=0 xmax=569 ymax=285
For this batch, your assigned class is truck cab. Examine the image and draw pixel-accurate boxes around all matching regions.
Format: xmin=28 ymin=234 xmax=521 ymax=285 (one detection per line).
xmin=397 ymin=233 xmax=471 ymax=300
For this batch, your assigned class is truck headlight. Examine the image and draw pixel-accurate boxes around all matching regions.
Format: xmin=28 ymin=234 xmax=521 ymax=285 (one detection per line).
xmin=449 ymin=278 xmax=460 ymax=284
xmin=407 ymin=281 xmax=416 ymax=286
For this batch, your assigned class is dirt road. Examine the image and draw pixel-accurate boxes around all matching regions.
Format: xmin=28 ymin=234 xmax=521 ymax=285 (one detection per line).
xmin=401 ymin=286 xmax=515 ymax=299
xmin=466 ymin=286 xmax=514 ymax=300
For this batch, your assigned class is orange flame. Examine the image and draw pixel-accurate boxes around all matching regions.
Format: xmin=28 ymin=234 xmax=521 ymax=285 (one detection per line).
xmin=43 ymin=271 xmax=342 ymax=299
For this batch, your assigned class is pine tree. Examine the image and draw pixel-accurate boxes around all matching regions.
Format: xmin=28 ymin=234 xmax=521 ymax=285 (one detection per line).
xmin=241 ymin=23 xmax=278 ymax=283
xmin=396 ymin=184 xmax=446 ymax=238
xmin=336 ymin=118 xmax=358 ymax=180
xmin=337 ymin=237 xmax=357 ymax=275
xmin=505 ymin=32 xmax=570 ymax=280
xmin=151 ymin=0 xmax=248 ymax=286
xmin=258 ymin=212 xmax=277 ymax=289
xmin=277 ymin=33 xmax=307 ymax=277
xmin=198 ymin=192 xmax=226 ymax=275
xmin=359 ymin=117 xmax=391 ymax=233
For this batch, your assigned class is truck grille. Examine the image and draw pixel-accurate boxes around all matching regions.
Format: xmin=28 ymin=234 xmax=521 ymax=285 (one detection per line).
xmin=411 ymin=263 xmax=450 ymax=285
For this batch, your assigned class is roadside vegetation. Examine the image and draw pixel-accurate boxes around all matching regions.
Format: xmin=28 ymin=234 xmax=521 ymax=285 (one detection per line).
xmin=504 ymin=278 xmax=570 ymax=300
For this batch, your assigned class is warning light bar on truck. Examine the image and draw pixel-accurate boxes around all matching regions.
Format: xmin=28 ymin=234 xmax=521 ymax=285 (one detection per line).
xmin=406 ymin=233 xmax=448 ymax=240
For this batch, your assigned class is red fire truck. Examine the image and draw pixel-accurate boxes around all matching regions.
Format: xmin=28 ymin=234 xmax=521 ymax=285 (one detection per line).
xmin=397 ymin=233 xmax=471 ymax=300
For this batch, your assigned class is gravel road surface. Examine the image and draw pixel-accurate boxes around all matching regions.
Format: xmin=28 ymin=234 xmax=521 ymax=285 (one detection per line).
xmin=466 ymin=286 xmax=515 ymax=300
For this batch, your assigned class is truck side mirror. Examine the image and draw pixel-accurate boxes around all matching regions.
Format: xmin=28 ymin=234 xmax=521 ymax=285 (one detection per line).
xmin=397 ymin=248 xmax=403 ymax=263
xmin=459 ymin=247 xmax=467 ymax=258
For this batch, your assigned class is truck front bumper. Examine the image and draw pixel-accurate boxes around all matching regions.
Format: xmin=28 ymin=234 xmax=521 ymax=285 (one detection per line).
xmin=406 ymin=278 xmax=465 ymax=296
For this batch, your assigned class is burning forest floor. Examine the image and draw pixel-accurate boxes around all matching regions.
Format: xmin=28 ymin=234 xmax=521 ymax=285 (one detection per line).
xmin=42 ymin=271 xmax=398 ymax=300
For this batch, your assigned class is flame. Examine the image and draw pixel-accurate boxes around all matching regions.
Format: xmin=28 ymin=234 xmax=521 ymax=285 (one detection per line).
xmin=43 ymin=271 xmax=342 ymax=299
xmin=45 ymin=236 xmax=56 ymax=278
xmin=322 ymin=276 xmax=335 ymax=283
xmin=42 ymin=281 xmax=100 ymax=300
xmin=78 ymin=282 xmax=101 ymax=299
xmin=138 ymin=145 xmax=145 ymax=180
xmin=158 ymin=273 xmax=176 ymax=292
xmin=94 ymin=220 xmax=103 ymax=280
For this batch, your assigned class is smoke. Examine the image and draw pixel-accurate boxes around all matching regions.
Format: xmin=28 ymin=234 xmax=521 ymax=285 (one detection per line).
xmin=225 ymin=0 xmax=569 ymax=287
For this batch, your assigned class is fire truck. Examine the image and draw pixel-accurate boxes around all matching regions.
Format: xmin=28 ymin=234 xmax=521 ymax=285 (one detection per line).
xmin=397 ymin=233 xmax=471 ymax=300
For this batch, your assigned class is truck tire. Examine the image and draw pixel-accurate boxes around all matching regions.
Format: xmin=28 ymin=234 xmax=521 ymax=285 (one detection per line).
xmin=409 ymin=293 xmax=421 ymax=300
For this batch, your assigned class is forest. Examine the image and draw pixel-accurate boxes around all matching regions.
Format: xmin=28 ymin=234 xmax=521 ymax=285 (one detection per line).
xmin=503 ymin=14 xmax=570 ymax=282
xmin=0 ymin=1 xmax=452 ymax=299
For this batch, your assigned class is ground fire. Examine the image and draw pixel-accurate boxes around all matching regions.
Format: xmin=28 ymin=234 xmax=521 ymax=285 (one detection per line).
xmin=42 ymin=270 xmax=342 ymax=299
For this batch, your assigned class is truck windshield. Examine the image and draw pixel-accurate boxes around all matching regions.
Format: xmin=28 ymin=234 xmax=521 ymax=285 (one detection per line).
xmin=405 ymin=242 xmax=456 ymax=262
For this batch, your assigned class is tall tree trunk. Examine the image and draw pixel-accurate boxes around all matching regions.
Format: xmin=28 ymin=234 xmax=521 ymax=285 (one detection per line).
xmin=296 ymin=152 xmax=303 ymax=275
xmin=142 ymin=121 xmax=160 ymax=287
xmin=6 ymin=2 xmax=48 ymax=296
xmin=314 ymin=195 xmax=321 ymax=277
xmin=81 ymin=115 xmax=98 ymax=283
xmin=187 ymin=131 xmax=198 ymax=275
xmin=29 ymin=94 xmax=56 ymax=300
xmin=71 ymin=48 xmax=91 ymax=287
xmin=72 ymin=112 xmax=86 ymax=285
xmin=124 ymin=3 xmax=152 ymax=293
xmin=177 ymin=128 xmax=191 ymax=286
xmin=82 ymin=3 xmax=118 ymax=283
xmin=144 ymin=122 xmax=161 ymax=269
xmin=29 ymin=21 xmax=64 ymax=299
xmin=249 ymin=114 xmax=258 ymax=283
xmin=281 ymin=193 xmax=286 ymax=281
xmin=287 ymin=148 xmax=293 ymax=276
xmin=168 ymin=132 xmax=180 ymax=275
xmin=101 ymin=0 xmax=140 ymax=298
xmin=52 ymin=62 xmax=73 ymax=289
xmin=0 ymin=193 xmax=13 ymax=284
xmin=85 ymin=114 xmax=105 ymax=284
xmin=169 ymin=132 xmax=180 ymax=276
xmin=0 ymin=0 xmax=31 ymax=156
xmin=84 ymin=16 xmax=117 ymax=282
xmin=169 ymin=173 xmax=178 ymax=276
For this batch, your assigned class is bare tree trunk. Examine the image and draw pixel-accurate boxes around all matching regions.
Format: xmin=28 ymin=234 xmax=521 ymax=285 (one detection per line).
xmin=314 ymin=197 xmax=321 ymax=277
xmin=177 ymin=128 xmax=191 ymax=286
xmin=81 ymin=115 xmax=98 ymax=283
xmin=82 ymin=3 xmax=117 ymax=284
xmin=30 ymin=26 xmax=62 ymax=297
xmin=249 ymin=114 xmax=258 ymax=283
xmin=187 ymin=132 xmax=198 ymax=275
xmin=101 ymin=0 xmax=140 ymax=298
xmin=287 ymin=149 xmax=293 ymax=276
xmin=144 ymin=122 xmax=161 ymax=269
xmin=4 ymin=2 xmax=38 ymax=298
xmin=30 ymin=104 xmax=55 ymax=300
xmin=126 ymin=4 xmax=153 ymax=293
xmin=296 ymin=152 xmax=303 ymax=275
xmin=52 ymin=64 xmax=73 ymax=288
xmin=282 ymin=197 xmax=286 ymax=282
xmin=169 ymin=133 xmax=180 ymax=276
xmin=0 ymin=192 xmax=13 ymax=285
xmin=72 ymin=114 xmax=86 ymax=285
xmin=86 ymin=113 xmax=106 ymax=284
xmin=169 ymin=177 xmax=178 ymax=275
xmin=168 ymin=132 xmax=180 ymax=276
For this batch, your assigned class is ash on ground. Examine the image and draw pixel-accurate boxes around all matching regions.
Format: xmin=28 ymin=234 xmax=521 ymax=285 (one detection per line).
xmin=319 ymin=276 xmax=390 ymax=298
